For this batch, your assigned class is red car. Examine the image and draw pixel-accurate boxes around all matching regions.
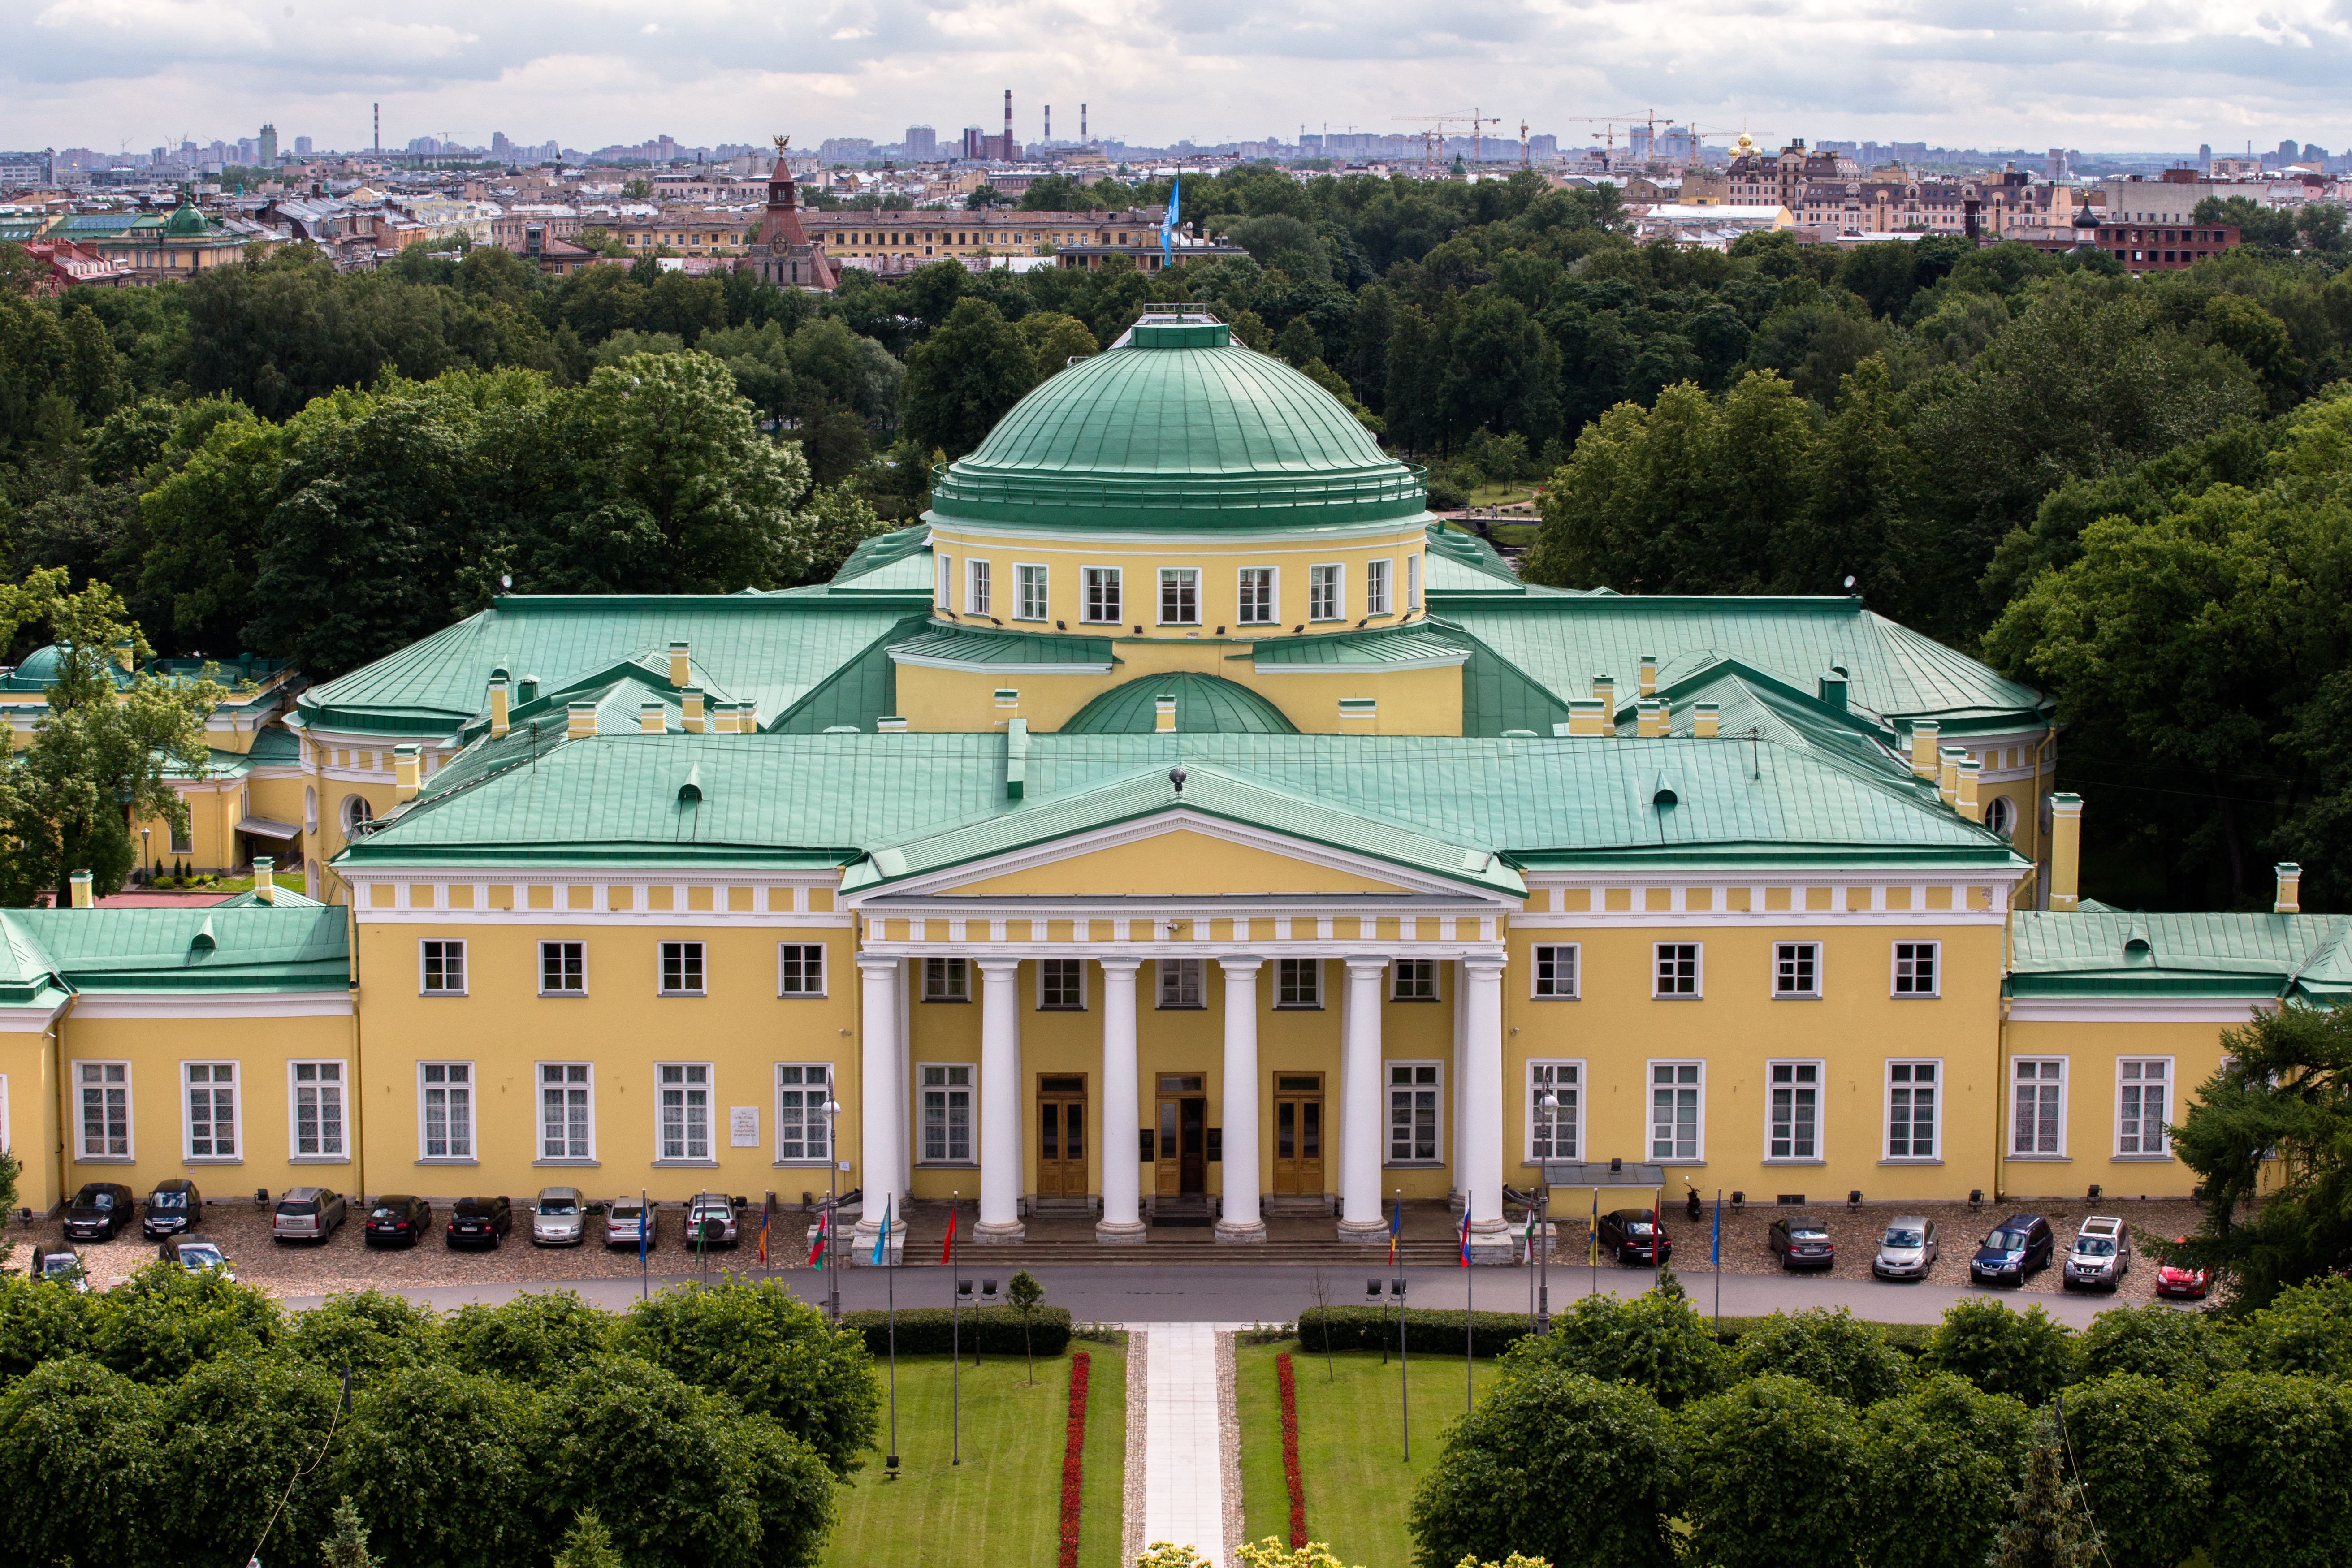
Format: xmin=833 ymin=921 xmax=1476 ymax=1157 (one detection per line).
xmin=2154 ymin=1237 xmax=2211 ymax=1300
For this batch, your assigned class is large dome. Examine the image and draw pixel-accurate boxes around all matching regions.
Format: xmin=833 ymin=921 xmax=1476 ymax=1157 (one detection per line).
xmin=927 ymin=319 xmax=1427 ymax=534
xmin=1063 ymin=672 xmax=1300 ymax=735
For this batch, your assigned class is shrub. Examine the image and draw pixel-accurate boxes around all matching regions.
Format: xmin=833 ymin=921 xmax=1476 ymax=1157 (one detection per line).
xmin=331 ymin=1363 xmax=543 ymax=1568
xmin=1298 ymin=1305 xmax=1532 ymax=1359
xmin=2240 ymin=1275 xmax=2352 ymax=1377
xmin=839 ymin=1303 xmax=1073 ymax=1358
xmin=0 ymin=1356 xmax=161 ymax=1567
xmin=1859 ymin=1372 xmax=2031 ymax=1568
xmin=2052 ymin=1372 xmax=2205 ymax=1568
xmin=153 ymin=1351 xmax=342 ymax=1566
xmin=281 ymin=1287 xmax=442 ymax=1378
xmin=2074 ymin=1301 xmax=2241 ymax=1388
xmin=86 ymin=1258 xmax=281 ymax=1382
xmin=1734 ymin=1307 xmax=1910 ymax=1405
xmin=2197 ymin=1371 xmax=2352 ymax=1568
xmin=0 ymin=1270 xmax=91 ymax=1377
xmin=1505 ymin=1287 xmax=1726 ymax=1408
xmin=1678 ymin=1374 xmax=1865 ymax=1568
xmin=444 ymin=1289 xmax=613 ymax=1383
xmin=1919 ymin=1298 xmax=2077 ymax=1405
xmin=539 ymin=1356 xmax=771 ymax=1568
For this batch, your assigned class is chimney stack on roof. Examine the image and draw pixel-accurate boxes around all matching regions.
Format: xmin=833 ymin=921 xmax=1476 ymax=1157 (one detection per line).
xmin=2049 ymin=792 xmax=2083 ymax=910
xmin=566 ymin=701 xmax=597 ymax=740
xmin=253 ymin=855 xmax=276 ymax=903
xmin=394 ymin=744 xmax=420 ymax=801
xmin=2276 ymin=861 xmax=2302 ymax=914
xmin=69 ymin=869 xmax=92 ymax=909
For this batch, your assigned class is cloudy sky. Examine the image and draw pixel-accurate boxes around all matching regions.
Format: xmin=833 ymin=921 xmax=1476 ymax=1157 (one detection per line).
xmin=8 ymin=0 xmax=2349 ymax=156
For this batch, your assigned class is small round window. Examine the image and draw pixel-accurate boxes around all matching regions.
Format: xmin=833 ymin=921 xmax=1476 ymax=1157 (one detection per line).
xmin=341 ymin=795 xmax=373 ymax=835
xmin=1984 ymin=794 xmax=2016 ymax=840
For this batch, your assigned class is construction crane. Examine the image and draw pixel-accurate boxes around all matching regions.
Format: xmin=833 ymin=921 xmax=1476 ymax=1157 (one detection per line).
xmin=1466 ymin=108 xmax=1502 ymax=166
xmin=1574 ymin=112 xmax=1658 ymax=171
xmin=1392 ymin=112 xmax=1505 ymax=177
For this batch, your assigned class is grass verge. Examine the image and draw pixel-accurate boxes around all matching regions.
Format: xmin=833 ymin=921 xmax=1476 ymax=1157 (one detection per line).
xmin=821 ymin=1345 xmax=1126 ymax=1568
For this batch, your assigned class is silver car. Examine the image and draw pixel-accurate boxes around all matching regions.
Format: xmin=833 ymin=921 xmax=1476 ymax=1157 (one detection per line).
xmin=531 ymin=1188 xmax=585 ymax=1247
xmin=686 ymin=1192 xmax=738 ymax=1249
xmin=1873 ymin=1217 xmax=1939 ymax=1280
xmin=2064 ymin=1216 xmax=2132 ymax=1290
xmin=272 ymin=1187 xmax=346 ymax=1244
xmin=605 ymin=1197 xmax=656 ymax=1251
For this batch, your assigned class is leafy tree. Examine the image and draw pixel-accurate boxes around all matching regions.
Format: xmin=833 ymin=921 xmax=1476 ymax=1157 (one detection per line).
xmin=2240 ymin=1276 xmax=2352 ymax=1373
xmin=0 ymin=1270 xmax=88 ymax=1376
xmin=538 ymin=1356 xmax=776 ymax=1568
xmin=899 ymin=298 xmax=1038 ymax=458
xmin=1919 ymin=1300 xmax=2077 ymax=1405
xmin=134 ymin=402 xmax=284 ymax=653
xmin=2192 ymin=194 xmax=2300 ymax=250
xmin=2074 ymin=1301 xmax=2242 ymax=1387
xmin=2052 ymin=1374 xmax=2205 ymax=1568
xmin=1859 ymin=1372 xmax=2032 ymax=1568
xmin=281 ymin=1288 xmax=443 ymax=1378
xmin=87 ymin=1259 xmax=281 ymax=1382
xmin=2196 ymin=1372 xmax=2352 ymax=1568
xmin=1506 ymin=1282 xmax=1726 ymax=1408
xmin=153 ymin=1350 xmax=342 ymax=1566
xmin=1016 ymin=311 xmax=1100 ymax=378
xmin=1988 ymin=1442 xmax=2097 ymax=1568
xmin=1007 ymin=1268 xmax=1045 ymax=1382
xmin=0 ymin=1356 xmax=163 ymax=1565
xmin=443 ymin=1290 xmax=614 ymax=1382
xmin=331 ymin=1364 xmax=542 ymax=1568
xmin=1678 ymin=1374 xmax=1864 ymax=1568
xmin=1734 ymin=1307 xmax=1910 ymax=1405
xmin=1782 ymin=356 xmax=1920 ymax=608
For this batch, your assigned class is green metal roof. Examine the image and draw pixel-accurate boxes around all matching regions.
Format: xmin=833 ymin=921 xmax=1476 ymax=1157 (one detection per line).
xmin=1646 ymin=661 xmax=1908 ymax=783
xmin=0 ymin=918 xmax=70 ymax=1009
xmin=888 ymin=623 xmax=1122 ymax=670
xmin=2007 ymin=911 xmax=2352 ymax=1001
xmin=1238 ymin=622 xmax=1470 ymax=669
xmin=1064 ymin=673 xmax=1299 ymax=736
xmin=5 ymin=905 xmax=349 ymax=992
xmin=792 ymin=525 xmax=937 ymax=596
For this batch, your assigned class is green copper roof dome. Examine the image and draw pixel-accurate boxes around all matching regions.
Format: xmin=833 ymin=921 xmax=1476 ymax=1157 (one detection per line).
xmin=1063 ymin=672 xmax=1300 ymax=735
xmin=928 ymin=314 xmax=1426 ymax=534
xmin=163 ymin=198 xmax=212 ymax=238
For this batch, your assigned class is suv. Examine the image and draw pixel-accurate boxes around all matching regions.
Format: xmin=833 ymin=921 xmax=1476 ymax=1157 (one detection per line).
xmin=1596 ymin=1208 xmax=1669 ymax=1266
xmin=273 ymin=1187 xmax=347 ymax=1244
xmin=62 ymin=1182 xmax=134 ymax=1242
xmin=1872 ymin=1217 xmax=1939 ymax=1280
xmin=605 ymin=1197 xmax=656 ymax=1251
xmin=446 ymin=1195 xmax=513 ymax=1249
xmin=531 ymin=1188 xmax=585 ymax=1247
xmin=1768 ymin=1214 xmax=1837 ymax=1270
xmin=143 ymin=1179 xmax=203 ymax=1238
xmin=685 ymin=1192 xmax=739 ymax=1249
xmin=1970 ymin=1214 xmax=2056 ymax=1286
xmin=2063 ymin=1216 xmax=2133 ymax=1291
xmin=29 ymin=1244 xmax=87 ymax=1291
xmin=364 ymin=1195 xmax=433 ymax=1248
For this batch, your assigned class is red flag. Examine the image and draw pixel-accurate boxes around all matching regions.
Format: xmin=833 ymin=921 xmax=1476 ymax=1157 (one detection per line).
xmin=1458 ymin=1202 xmax=1472 ymax=1267
xmin=808 ymin=1211 xmax=827 ymax=1271
xmin=941 ymin=1201 xmax=958 ymax=1264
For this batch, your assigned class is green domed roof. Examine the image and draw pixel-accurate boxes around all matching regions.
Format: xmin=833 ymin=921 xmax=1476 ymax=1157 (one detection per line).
xmin=929 ymin=318 xmax=1425 ymax=534
xmin=1062 ymin=672 xmax=1300 ymax=736
xmin=163 ymin=199 xmax=212 ymax=238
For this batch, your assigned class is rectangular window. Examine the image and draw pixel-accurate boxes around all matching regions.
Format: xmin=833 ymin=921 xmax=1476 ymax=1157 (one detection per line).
xmin=924 ymin=955 xmax=969 ymax=1001
xmin=169 ymin=820 xmax=194 ymax=854
xmin=1237 ymin=567 xmax=1275 ymax=625
xmin=1654 ymin=942 xmax=1700 ymax=997
xmin=1391 ymin=958 xmax=1438 ymax=1001
xmin=540 ymin=940 xmax=584 ymax=995
xmin=1650 ymin=1061 xmax=1703 ymax=1160
xmin=1275 ymin=957 xmax=1323 ymax=1007
xmin=1365 ymin=558 xmax=1391 ymax=616
xmin=775 ymin=1064 xmax=833 ymax=1162
xmin=935 ymin=553 xmax=953 ymax=610
xmin=1038 ymin=958 xmax=1085 ymax=1010
xmin=291 ymin=1061 xmax=345 ymax=1158
xmin=1388 ymin=1063 xmax=1441 ymax=1162
xmin=1533 ymin=944 xmax=1580 ymax=999
xmin=1157 ymin=958 xmax=1203 ymax=1009
xmin=76 ymin=1062 xmax=130 ymax=1159
xmin=1082 ymin=566 xmax=1122 ymax=623
xmin=1886 ymin=1061 xmax=1938 ymax=1159
xmin=419 ymin=1062 xmax=473 ymax=1160
xmin=659 ymin=941 xmax=705 ymax=995
xmin=184 ymin=1063 xmax=238 ymax=1160
xmin=2012 ymin=1058 xmax=2065 ymax=1156
xmin=1016 ymin=564 xmax=1049 ymax=621
xmin=2118 ymin=1059 xmax=2170 ymax=1156
xmin=539 ymin=1063 xmax=592 ymax=1160
xmin=1159 ymin=567 xmax=1200 ymax=625
xmin=1893 ymin=942 xmax=1939 ymax=996
xmin=1531 ymin=1060 xmax=1581 ymax=1161
xmin=1774 ymin=942 xmax=1820 ymax=998
xmin=778 ymin=944 xmax=826 ymax=997
xmin=967 ymin=558 xmax=991 ymax=616
xmin=920 ymin=1064 xmax=974 ymax=1162
xmin=658 ymin=1063 xmax=713 ymax=1160
xmin=1308 ymin=563 xmax=1342 ymax=621
xmin=421 ymin=940 xmax=466 ymax=995
xmin=1767 ymin=1061 xmax=1820 ymax=1160
xmin=1406 ymin=553 xmax=1422 ymax=610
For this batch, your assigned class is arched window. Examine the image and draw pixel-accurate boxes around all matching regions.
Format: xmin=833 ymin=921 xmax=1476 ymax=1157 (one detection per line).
xmin=304 ymin=786 xmax=318 ymax=834
xmin=1984 ymin=794 xmax=2016 ymax=840
xmin=341 ymin=795 xmax=373 ymax=836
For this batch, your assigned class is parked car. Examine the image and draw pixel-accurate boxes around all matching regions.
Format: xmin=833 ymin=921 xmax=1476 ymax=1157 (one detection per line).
xmin=28 ymin=1244 xmax=87 ymax=1291
xmin=158 ymin=1236 xmax=233 ymax=1280
xmin=446 ymin=1195 xmax=513 ymax=1248
xmin=1596 ymin=1207 xmax=1669 ymax=1265
xmin=62 ymin=1182 xmax=135 ymax=1242
xmin=1768 ymin=1214 xmax=1837 ymax=1270
xmin=142 ymin=1179 xmax=203 ymax=1238
xmin=364 ymin=1195 xmax=433 ymax=1248
xmin=685 ymin=1192 xmax=738 ymax=1249
xmin=2063 ymin=1216 xmax=2133 ymax=1291
xmin=605 ymin=1197 xmax=656 ymax=1251
xmin=1971 ymin=1214 xmax=2056 ymax=1286
xmin=272 ymin=1187 xmax=347 ymax=1244
xmin=2155 ymin=1237 xmax=2212 ymax=1300
xmin=1872 ymin=1217 xmax=1939 ymax=1280
xmin=532 ymin=1188 xmax=585 ymax=1247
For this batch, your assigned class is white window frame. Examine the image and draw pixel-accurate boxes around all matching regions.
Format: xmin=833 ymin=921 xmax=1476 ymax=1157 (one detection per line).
xmin=1406 ymin=552 xmax=1422 ymax=610
xmin=288 ymin=1059 xmax=348 ymax=1161
xmin=1885 ymin=1059 xmax=1941 ymax=1162
xmin=1307 ymin=562 xmax=1343 ymax=621
xmin=1365 ymin=557 xmax=1392 ymax=616
xmin=420 ymin=938 xmax=467 ymax=996
xmin=1653 ymin=942 xmax=1702 ymax=998
xmin=924 ymin=955 xmax=970 ymax=1001
xmin=1529 ymin=1059 xmax=1582 ymax=1162
xmin=1892 ymin=941 xmax=1940 ymax=998
xmin=74 ymin=1060 xmax=132 ymax=1161
xmin=182 ymin=1061 xmax=240 ymax=1162
xmin=418 ymin=1061 xmax=476 ymax=1162
xmin=1157 ymin=957 xmax=1204 ymax=1009
xmin=775 ymin=1063 xmax=834 ymax=1163
xmin=1773 ymin=941 xmax=1821 ymax=999
xmin=1532 ymin=943 xmax=1580 ymax=999
xmin=917 ymin=1063 xmax=976 ymax=1164
xmin=1386 ymin=1061 xmax=1444 ymax=1164
xmin=1158 ymin=566 xmax=1200 ymax=626
xmin=1037 ymin=957 xmax=1086 ymax=1011
xmin=1236 ymin=566 xmax=1276 ymax=625
xmin=170 ymin=816 xmax=195 ymax=853
xmin=1648 ymin=1059 xmax=1704 ymax=1162
xmin=1276 ymin=957 xmax=1323 ymax=1008
xmin=656 ymin=1061 xmax=715 ymax=1163
xmin=1015 ymin=562 xmax=1049 ymax=622
xmin=934 ymin=553 xmax=953 ymax=610
xmin=539 ymin=939 xmax=585 ymax=996
xmin=2011 ymin=1057 xmax=2067 ymax=1158
xmin=537 ymin=1062 xmax=595 ymax=1162
xmin=1764 ymin=1059 xmax=1823 ymax=1162
xmin=777 ymin=943 xmax=826 ymax=998
xmin=1391 ymin=958 xmax=1439 ymax=1002
xmin=967 ymin=558 xmax=991 ymax=617
xmin=659 ymin=940 xmax=705 ymax=996
xmin=2116 ymin=1058 xmax=2174 ymax=1158
xmin=1081 ymin=565 xmax=1122 ymax=624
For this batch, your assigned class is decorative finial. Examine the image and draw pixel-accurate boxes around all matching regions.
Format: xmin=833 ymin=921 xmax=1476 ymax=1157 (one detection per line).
xmin=772 ymin=134 xmax=792 ymax=155
xmin=1169 ymin=766 xmax=1187 ymax=796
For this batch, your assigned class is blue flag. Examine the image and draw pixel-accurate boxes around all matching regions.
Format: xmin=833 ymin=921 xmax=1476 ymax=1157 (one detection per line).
xmin=1711 ymin=1194 xmax=1721 ymax=1266
xmin=1162 ymin=177 xmax=1179 ymax=270
xmin=873 ymin=1197 xmax=892 ymax=1265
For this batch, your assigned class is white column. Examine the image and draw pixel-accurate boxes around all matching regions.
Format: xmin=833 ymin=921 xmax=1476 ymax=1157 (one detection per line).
xmin=853 ymin=955 xmax=901 ymax=1254
xmin=1461 ymin=955 xmax=1507 ymax=1241
xmin=1215 ymin=957 xmax=1267 ymax=1243
xmin=1097 ymin=959 xmax=1146 ymax=1242
xmin=975 ymin=959 xmax=1025 ymax=1241
xmin=1337 ymin=956 xmax=1388 ymax=1240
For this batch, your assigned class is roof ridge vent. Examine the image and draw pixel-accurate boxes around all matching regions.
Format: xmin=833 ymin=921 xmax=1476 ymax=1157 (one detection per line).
xmin=678 ymin=761 xmax=703 ymax=803
xmin=190 ymin=916 xmax=216 ymax=953
xmin=1652 ymin=771 xmax=1680 ymax=808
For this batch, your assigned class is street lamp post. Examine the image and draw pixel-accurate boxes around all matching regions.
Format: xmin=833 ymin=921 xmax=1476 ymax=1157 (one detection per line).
xmin=139 ymin=826 xmax=149 ymax=886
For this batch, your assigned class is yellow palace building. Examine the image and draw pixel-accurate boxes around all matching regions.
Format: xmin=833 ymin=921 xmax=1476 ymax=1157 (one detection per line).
xmin=3 ymin=308 xmax=2316 ymax=1252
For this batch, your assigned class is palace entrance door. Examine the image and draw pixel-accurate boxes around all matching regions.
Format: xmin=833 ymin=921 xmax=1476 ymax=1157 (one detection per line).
xmin=1271 ymin=1073 xmax=1324 ymax=1196
xmin=1037 ymin=1075 xmax=1087 ymax=1200
xmin=1154 ymin=1073 xmax=1206 ymax=1199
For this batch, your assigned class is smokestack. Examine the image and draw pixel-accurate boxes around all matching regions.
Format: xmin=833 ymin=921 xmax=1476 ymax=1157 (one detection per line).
xmin=1004 ymin=89 xmax=1012 ymax=159
xmin=1045 ymin=105 xmax=1051 ymax=144
xmin=374 ymin=103 xmax=379 ymax=153
xmin=1082 ymin=104 xmax=1088 ymax=143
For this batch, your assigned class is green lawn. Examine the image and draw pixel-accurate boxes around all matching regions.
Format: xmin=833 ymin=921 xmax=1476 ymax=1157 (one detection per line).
xmin=821 ymin=1344 xmax=1126 ymax=1568
xmin=1236 ymin=1343 xmax=1500 ymax=1568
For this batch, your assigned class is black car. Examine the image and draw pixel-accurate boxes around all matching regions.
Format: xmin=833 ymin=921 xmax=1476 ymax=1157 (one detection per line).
xmin=1971 ymin=1214 xmax=2057 ymax=1286
xmin=143 ymin=1179 xmax=203 ymax=1238
xmin=61 ymin=1182 xmax=135 ymax=1242
xmin=364 ymin=1194 xmax=434 ymax=1248
xmin=1597 ymin=1208 xmax=1672 ymax=1265
xmin=446 ymin=1196 xmax=513 ymax=1248
xmin=1768 ymin=1214 xmax=1837 ymax=1270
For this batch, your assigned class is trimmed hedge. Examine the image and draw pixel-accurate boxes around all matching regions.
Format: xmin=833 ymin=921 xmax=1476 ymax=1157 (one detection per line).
xmin=840 ymin=1305 xmax=1072 ymax=1357
xmin=1299 ymin=1305 xmax=1535 ymax=1359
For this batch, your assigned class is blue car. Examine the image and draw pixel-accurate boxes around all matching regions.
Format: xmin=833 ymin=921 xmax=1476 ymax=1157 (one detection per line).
xmin=1969 ymin=1214 xmax=2055 ymax=1286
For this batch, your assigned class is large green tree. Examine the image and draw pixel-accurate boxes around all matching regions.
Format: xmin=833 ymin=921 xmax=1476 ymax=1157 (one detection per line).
xmin=898 ymin=297 xmax=1039 ymax=458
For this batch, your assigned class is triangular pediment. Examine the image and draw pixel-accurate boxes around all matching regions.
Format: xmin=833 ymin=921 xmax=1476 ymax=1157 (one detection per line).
xmin=941 ymin=823 xmax=1419 ymax=898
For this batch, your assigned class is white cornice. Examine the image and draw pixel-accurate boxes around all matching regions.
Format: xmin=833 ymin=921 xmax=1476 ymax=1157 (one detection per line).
xmin=887 ymin=652 xmax=1114 ymax=675
xmin=69 ymin=991 xmax=354 ymax=1019
xmin=2006 ymin=997 xmax=2272 ymax=1024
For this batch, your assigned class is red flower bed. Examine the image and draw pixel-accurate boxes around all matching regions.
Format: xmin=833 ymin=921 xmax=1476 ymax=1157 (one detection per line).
xmin=1278 ymin=1351 xmax=1306 ymax=1547
xmin=1059 ymin=1351 xmax=1091 ymax=1568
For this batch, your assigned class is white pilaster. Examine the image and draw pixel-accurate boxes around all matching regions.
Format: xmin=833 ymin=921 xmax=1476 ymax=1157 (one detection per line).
xmin=1337 ymin=956 xmax=1388 ymax=1240
xmin=1097 ymin=958 xmax=1146 ymax=1242
xmin=975 ymin=959 xmax=1025 ymax=1241
xmin=853 ymin=955 xmax=901 ymax=1253
xmin=1461 ymin=955 xmax=1507 ymax=1236
xmin=1215 ymin=956 xmax=1267 ymax=1243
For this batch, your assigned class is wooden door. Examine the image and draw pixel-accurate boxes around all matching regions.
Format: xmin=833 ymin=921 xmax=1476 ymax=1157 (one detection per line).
xmin=1155 ymin=1074 xmax=1205 ymax=1198
xmin=1038 ymin=1075 xmax=1086 ymax=1200
xmin=1272 ymin=1073 xmax=1324 ymax=1196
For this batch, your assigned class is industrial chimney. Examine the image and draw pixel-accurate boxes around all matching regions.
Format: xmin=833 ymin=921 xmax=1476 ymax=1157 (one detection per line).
xmin=1082 ymin=104 xmax=1088 ymax=143
xmin=1003 ymin=89 xmax=1012 ymax=160
xmin=1045 ymin=105 xmax=1052 ymax=144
